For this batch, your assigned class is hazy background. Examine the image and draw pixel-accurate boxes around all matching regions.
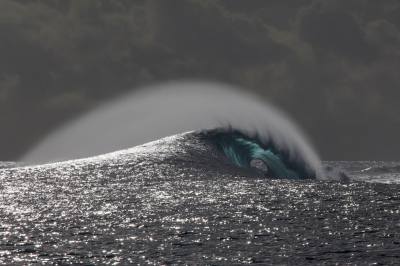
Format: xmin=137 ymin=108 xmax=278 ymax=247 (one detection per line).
xmin=1 ymin=0 xmax=399 ymax=161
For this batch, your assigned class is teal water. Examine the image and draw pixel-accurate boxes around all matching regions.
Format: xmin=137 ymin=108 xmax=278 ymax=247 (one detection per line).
xmin=207 ymin=130 xmax=313 ymax=179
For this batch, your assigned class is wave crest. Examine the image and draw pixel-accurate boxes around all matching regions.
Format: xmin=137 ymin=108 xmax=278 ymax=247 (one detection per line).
xmin=22 ymin=81 xmax=323 ymax=178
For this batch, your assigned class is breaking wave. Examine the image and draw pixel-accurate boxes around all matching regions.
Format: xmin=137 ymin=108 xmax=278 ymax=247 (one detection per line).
xmin=22 ymin=81 xmax=323 ymax=179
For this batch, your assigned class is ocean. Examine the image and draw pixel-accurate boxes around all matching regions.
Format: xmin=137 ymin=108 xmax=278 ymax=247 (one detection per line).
xmin=0 ymin=133 xmax=399 ymax=265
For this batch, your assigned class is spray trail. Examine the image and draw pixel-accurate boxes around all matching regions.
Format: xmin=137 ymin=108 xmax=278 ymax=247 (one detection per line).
xmin=22 ymin=81 xmax=322 ymax=178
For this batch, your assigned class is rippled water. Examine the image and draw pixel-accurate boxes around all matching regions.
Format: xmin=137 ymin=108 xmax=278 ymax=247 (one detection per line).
xmin=1 ymin=134 xmax=399 ymax=264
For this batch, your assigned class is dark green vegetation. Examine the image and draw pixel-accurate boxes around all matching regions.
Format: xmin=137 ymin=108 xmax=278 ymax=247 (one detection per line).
xmin=1 ymin=0 xmax=400 ymax=160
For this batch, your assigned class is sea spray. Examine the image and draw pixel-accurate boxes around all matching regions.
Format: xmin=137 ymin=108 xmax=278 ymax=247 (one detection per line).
xmin=22 ymin=81 xmax=323 ymax=178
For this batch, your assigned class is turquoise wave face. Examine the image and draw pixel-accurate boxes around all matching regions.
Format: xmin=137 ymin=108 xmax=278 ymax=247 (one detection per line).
xmin=206 ymin=130 xmax=314 ymax=179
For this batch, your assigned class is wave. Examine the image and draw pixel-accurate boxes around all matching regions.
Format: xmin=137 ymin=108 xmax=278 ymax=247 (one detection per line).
xmin=21 ymin=81 xmax=323 ymax=179
xmin=360 ymin=164 xmax=400 ymax=174
xmin=0 ymin=161 xmax=18 ymax=169
xmin=202 ymin=128 xmax=317 ymax=179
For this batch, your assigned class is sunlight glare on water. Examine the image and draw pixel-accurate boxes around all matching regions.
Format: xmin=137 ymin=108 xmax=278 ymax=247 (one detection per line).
xmin=1 ymin=134 xmax=400 ymax=264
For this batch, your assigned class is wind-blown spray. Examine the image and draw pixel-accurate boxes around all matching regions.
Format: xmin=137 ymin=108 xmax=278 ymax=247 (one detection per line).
xmin=22 ymin=81 xmax=323 ymax=178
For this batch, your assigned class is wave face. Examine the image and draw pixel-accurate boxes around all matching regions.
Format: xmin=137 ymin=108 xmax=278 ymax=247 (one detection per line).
xmin=203 ymin=129 xmax=316 ymax=179
xmin=22 ymin=81 xmax=322 ymax=179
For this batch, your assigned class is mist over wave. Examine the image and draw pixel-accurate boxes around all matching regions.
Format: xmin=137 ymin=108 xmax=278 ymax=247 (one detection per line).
xmin=3 ymin=83 xmax=399 ymax=265
xmin=22 ymin=81 xmax=322 ymax=177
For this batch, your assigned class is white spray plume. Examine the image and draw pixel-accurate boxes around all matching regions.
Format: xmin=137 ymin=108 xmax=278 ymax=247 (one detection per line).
xmin=22 ymin=81 xmax=323 ymax=177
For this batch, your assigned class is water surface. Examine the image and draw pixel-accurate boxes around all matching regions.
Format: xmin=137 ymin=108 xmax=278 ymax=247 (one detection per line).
xmin=1 ymin=134 xmax=399 ymax=264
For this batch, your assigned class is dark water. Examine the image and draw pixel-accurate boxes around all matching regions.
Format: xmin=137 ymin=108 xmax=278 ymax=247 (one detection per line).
xmin=1 ymin=133 xmax=399 ymax=264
